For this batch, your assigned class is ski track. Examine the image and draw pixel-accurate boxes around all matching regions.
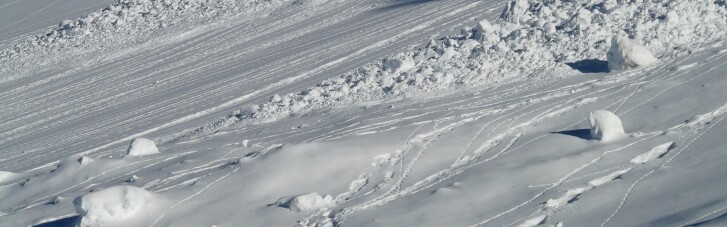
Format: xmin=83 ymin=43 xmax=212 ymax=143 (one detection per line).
xmin=329 ymin=48 xmax=723 ymax=225
xmin=0 ymin=0 xmax=503 ymax=171
xmin=601 ymin=115 xmax=726 ymax=227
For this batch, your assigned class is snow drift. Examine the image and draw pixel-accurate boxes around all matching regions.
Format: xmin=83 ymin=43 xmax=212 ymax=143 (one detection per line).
xmin=589 ymin=110 xmax=626 ymax=142
xmin=74 ymin=185 xmax=164 ymax=227
xmin=126 ymin=138 xmax=159 ymax=156
xmin=607 ymin=35 xmax=659 ymax=70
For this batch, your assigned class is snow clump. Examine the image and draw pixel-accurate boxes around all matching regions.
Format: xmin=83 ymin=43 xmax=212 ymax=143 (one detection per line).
xmin=126 ymin=138 xmax=159 ymax=156
xmin=74 ymin=185 xmax=164 ymax=227
xmin=274 ymin=192 xmax=335 ymax=212
xmin=607 ymin=35 xmax=659 ymax=70
xmin=589 ymin=110 xmax=626 ymax=142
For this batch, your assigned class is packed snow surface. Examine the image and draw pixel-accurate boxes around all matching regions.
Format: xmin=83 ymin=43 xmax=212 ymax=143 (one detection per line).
xmin=1 ymin=0 xmax=727 ymax=226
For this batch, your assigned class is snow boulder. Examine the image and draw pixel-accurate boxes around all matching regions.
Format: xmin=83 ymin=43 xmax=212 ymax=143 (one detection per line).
xmin=607 ymin=35 xmax=659 ymax=70
xmin=126 ymin=138 xmax=159 ymax=156
xmin=74 ymin=186 xmax=164 ymax=227
xmin=589 ymin=110 xmax=626 ymax=142
xmin=274 ymin=193 xmax=334 ymax=212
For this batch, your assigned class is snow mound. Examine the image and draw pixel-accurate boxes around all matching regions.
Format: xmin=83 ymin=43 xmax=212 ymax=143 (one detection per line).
xmin=607 ymin=35 xmax=659 ymax=70
xmin=274 ymin=193 xmax=334 ymax=212
xmin=74 ymin=186 xmax=163 ymax=227
xmin=126 ymin=138 xmax=159 ymax=156
xmin=589 ymin=110 xmax=626 ymax=142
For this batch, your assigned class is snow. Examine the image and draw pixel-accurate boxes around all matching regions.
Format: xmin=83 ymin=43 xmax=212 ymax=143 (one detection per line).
xmin=630 ymin=142 xmax=675 ymax=164
xmin=74 ymin=185 xmax=164 ymax=227
xmin=607 ymin=35 xmax=659 ymax=70
xmin=0 ymin=171 xmax=20 ymax=185
xmin=1 ymin=0 xmax=727 ymax=226
xmin=126 ymin=138 xmax=159 ymax=156
xmin=589 ymin=110 xmax=626 ymax=142
xmin=274 ymin=193 xmax=335 ymax=212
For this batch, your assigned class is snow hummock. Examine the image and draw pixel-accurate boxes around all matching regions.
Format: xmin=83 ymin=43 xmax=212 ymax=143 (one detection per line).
xmin=74 ymin=186 xmax=164 ymax=227
xmin=126 ymin=138 xmax=159 ymax=156
xmin=607 ymin=35 xmax=659 ymax=70
xmin=589 ymin=110 xmax=626 ymax=142
xmin=274 ymin=193 xmax=335 ymax=212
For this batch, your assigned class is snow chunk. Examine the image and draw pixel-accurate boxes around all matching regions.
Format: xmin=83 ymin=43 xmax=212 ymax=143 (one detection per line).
xmin=607 ymin=35 xmax=659 ymax=70
xmin=126 ymin=138 xmax=159 ymax=156
xmin=630 ymin=142 xmax=675 ymax=164
xmin=74 ymin=186 xmax=163 ymax=227
xmin=589 ymin=110 xmax=626 ymax=142
xmin=274 ymin=193 xmax=334 ymax=212
xmin=383 ymin=56 xmax=415 ymax=73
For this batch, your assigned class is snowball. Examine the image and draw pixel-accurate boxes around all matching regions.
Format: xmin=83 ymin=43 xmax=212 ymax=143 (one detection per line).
xmin=274 ymin=193 xmax=334 ymax=212
xmin=126 ymin=138 xmax=159 ymax=156
xmin=74 ymin=186 xmax=161 ymax=227
xmin=607 ymin=35 xmax=659 ymax=70
xmin=589 ymin=110 xmax=626 ymax=142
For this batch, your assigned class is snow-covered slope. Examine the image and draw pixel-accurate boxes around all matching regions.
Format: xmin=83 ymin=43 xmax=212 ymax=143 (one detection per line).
xmin=1 ymin=0 xmax=726 ymax=226
xmin=0 ymin=0 xmax=505 ymax=171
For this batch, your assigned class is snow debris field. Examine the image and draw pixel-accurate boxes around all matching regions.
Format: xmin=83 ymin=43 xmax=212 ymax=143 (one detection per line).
xmin=1 ymin=0 xmax=726 ymax=226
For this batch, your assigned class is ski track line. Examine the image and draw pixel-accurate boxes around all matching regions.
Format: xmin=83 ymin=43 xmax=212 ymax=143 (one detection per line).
xmin=333 ymin=63 xmax=644 ymax=225
xmin=31 ymin=0 xmax=478 ymax=165
xmin=333 ymin=77 xmax=629 ymax=225
xmin=684 ymin=205 xmax=727 ymax=226
xmin=620 ymin=52 xmax=727 ymax=115
xmin=601 ymin=115 xmax=726 ymax=227
xmin=1 ymin=0 xmax=456 ymax=168
xmin=466 ymin=87 xmax=643 ymax=226
xmin=149 ymin=165 xmax=240 ymax=227
xmin=471 ymin=136 xmax=655 ymax=227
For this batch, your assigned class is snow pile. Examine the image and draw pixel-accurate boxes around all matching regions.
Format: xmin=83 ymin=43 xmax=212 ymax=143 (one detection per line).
xmin=161 ymin=0 xmax=727 ymax=140
xmin=126 ymin=138 xmax=160 ymax=156
xmin=607 ymin=35 xmax=659 ymax=70
xmin=0 ymin=0 xmax=298 ymax=82
xmin=274 ymin=193 xmax=335 ymax=212
xmin=178 ymin=0 xmax=708 ymax=123
xmin=74 ymin=185 xmax=163 ymax=227
xmin=588 ymin=110 xmax=626 ymax=142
